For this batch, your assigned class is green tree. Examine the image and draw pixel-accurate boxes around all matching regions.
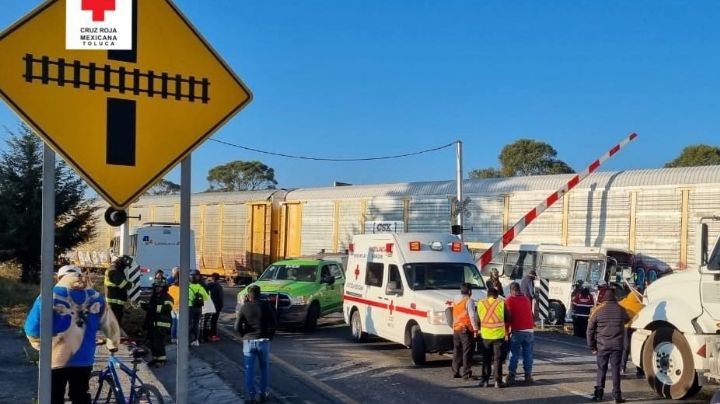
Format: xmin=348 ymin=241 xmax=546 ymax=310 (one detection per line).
xmin=664 ymin=144 xmax=720 ymax=168
xmin=468 ymin=167 xmax=502 ymax=178
xmin=469 ymin=139 xmax=574 ymax=178
xmin=206 ymin=160 xmax=278 ymax=191
xmin=146 ymin=179 xmax=180 ymax=195
xmin=0 ymin=124 xmax=96 ymax=283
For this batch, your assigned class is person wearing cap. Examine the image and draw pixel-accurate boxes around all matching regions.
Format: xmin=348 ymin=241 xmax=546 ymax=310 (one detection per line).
xmin=142 ymin=275 xmax=173 ymax=367
xmin=25 ymin=265 xmax=121 ymax=404
xmin=486 ymin=268 xmax=504 ymax=297
xmin=189 ymin=270 xmax=210 ymax=346
xmin=520 ymin=270 xmax=537 ymax=304
xmin=572 ymin=283 xmax=594 ymax=338
xmin=206 ymin=273 xmax=225 ymax=342
xmin=597 ymin=280 xmax=610 ymax=304
xmin=104 ymin=255 xmax=134 ymax=327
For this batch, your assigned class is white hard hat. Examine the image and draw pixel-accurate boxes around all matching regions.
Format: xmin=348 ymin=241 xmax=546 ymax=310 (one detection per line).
xmin=58 ymin=265 xmax=81 ymax=279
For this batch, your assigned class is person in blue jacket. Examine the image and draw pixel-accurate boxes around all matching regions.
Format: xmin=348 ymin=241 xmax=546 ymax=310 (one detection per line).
xmin=25 ymin=265 xmax=121 ymax=404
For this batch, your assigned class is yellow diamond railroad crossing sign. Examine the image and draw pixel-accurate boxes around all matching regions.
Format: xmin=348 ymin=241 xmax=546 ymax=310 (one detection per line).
xmin=0 ymin=0 xmax=252 ymax=209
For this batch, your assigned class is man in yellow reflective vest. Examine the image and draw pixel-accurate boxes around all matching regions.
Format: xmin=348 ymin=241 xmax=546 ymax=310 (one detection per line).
xmin=477 ymin=287 xmax=508 ymax=388
xmin=104 ymin=255 xmax=133 ymax=328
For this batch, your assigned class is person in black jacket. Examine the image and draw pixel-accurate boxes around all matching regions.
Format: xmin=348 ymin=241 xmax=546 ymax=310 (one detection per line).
xmin=587 ymin=288 xmax=629 ymax=404
xmin=206 ymin=273 xmax=225 ymax=342
xmin=104 ymin=255 xmax=133 ymax=328
xmin=238 ymin=285 xmax=276 ymax=403
xmin=143 ymin=278 xmax=173 ymax=367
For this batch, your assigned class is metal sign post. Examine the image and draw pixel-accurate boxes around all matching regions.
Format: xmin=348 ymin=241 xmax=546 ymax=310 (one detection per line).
xmin=38 ymin=144 xmax=55 ymax=404
xmin=176 ymin=155 xmax=191 ymax=404
xmin=455 ymin=140 xmax=463 ymax=240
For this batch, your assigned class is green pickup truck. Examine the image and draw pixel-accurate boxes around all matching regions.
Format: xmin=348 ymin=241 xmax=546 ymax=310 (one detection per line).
xmin=235 ymin=258 xmax=345 ymax=331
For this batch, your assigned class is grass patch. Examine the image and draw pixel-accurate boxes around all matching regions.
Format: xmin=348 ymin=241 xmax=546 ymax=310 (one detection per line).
xmin=0 ymin=263 xmax=40 ymax=328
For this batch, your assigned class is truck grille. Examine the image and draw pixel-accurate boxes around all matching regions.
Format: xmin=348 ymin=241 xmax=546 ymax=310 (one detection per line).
xmin=261 ymin=292 xmax=291 ymax=308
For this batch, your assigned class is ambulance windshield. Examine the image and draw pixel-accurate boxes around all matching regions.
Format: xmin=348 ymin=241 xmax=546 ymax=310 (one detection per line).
xmin=403 ymin=262 xmax=485 ymax=290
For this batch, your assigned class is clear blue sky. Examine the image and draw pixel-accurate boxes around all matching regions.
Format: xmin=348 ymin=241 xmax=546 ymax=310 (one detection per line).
xmin=1 ymin=1 xmax=719 ymax=193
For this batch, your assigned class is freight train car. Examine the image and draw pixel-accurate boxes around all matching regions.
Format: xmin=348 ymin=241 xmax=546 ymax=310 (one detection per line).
xmin=69 ymin=166 xmax=720 ymax=282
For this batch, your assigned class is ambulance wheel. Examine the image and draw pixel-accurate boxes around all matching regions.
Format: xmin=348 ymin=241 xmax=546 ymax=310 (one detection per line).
xmin=642 ymin=327 xmax=701 ymax=399
xmin=410 ymin=324 xmax=426 ymax=366
xmin=350 ymin=309 xmax=366 ymax=342
xmin=303 ymin=302 xmax=320 ymax=332
xmin=547 ymin=302 xmax=565 ymax=326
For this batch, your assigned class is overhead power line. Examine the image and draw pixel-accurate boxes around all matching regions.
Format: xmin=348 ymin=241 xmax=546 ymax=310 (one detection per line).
xmin=208 ymin=138 xmax=456 ymax=162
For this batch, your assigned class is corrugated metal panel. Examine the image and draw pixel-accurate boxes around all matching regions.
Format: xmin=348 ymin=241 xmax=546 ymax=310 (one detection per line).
xmin=285 ymin=166 xmax=720 ymax=200
xmin=509 ymin=193 xmax=563 ymax=245
xmin=300 ymin=200 xmax=335 ymax=256
xmin=135 ymin=190 xmax=285 ymax=206
xmin=462 ymin=195 xmax=505 ymax=243
xmin=567 ymin=189 xmax=630 ymax=249
xmin=367 ymin=198 xmax=404 ymax=222
xmin=190 ymin=205 xmax=203 ymax=268
xmin=152 ymin=205 xmax=176 ymax=223
xmin=221 ymin=203 xmax=248 ymax=270
xmin=338 ymin=200 xmax=362 ymax=251
xmin=202 ymin=204 xmax=221 ymax=269
xmin=687 ymin=188 xmax=720 ymax=268
xmin=635 ymin=190 xmax=681 ymax=270
xmin=408 ymin=197 xmax=451 ymax=233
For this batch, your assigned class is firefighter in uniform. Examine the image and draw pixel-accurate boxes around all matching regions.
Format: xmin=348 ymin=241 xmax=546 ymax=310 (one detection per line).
xmin=572 ymin=284 xmax=594 ymax=337
xmin=104 ymin=255 xmax=133 ymax=327
xmin=477 ymin=287 xmax=508 ymax=388
xmin=451 ymin=283 xmax=479 ymax=380
xmin=143 ymin=278 xmax=173 ymax=367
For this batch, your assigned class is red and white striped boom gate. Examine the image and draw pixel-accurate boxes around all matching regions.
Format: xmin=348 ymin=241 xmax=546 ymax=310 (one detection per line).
xmin=477 ymin=133 xmax=638 ymax=270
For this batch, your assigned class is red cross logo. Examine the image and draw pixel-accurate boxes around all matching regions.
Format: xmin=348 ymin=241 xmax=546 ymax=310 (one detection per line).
xmin=389 ymin=300 xmax=395 ymax=315
xmin=82 ymin=0 xmax=116 ymax=22
xmin=354 ymin=265 xmax=360 ymax=280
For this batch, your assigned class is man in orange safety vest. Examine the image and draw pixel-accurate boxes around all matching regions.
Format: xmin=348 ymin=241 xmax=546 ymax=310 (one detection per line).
xmin=452 ymin=282 xmax=479 ymax=380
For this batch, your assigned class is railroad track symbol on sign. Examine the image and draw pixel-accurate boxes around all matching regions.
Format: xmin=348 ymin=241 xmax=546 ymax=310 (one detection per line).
xmin=0 ymin=0 xmax=252 ymax=209
xmin=536 ymin=278 xmax=550 ymax=321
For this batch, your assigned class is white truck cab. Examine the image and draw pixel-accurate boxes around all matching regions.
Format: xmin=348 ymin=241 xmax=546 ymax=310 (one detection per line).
xmin=343 ymin=232 xmax=486 ymax=365
xmin=630 ymin=215 xmax=720 ymax=399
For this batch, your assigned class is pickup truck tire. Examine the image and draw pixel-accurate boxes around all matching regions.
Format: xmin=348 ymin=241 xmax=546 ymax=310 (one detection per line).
xmin=350 ymin=309 xmax=366 ymax=342
xmin=641 ymin=327 xmax=701 ymax=399
xmin=410 ymin=324 xmax=426 ymax=366
xmin=303 ymin=302 xmax=320 ymax=332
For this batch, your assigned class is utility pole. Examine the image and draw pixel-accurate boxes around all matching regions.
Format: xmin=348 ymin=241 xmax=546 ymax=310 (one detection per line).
xmin=455 ymin=140 xmax=464 ymax=240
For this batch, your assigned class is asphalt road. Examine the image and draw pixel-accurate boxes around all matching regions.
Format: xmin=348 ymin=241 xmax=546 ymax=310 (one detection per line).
xmin=184 ymin=287 xmax=717 ymax=403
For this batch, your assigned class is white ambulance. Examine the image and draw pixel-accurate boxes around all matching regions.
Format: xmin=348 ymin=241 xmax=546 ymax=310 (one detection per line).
xmin=343 ymin=232 xmax=486 ymax=365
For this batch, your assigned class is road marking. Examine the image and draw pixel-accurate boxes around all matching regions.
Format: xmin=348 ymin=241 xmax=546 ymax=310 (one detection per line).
xmin=270 ymin=354 xmax=363 ymax=404
xmin=319 ymin=364 xmax=386 ymax=381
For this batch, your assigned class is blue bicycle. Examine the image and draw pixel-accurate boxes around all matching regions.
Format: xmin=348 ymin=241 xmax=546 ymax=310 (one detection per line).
xmin=92 ymin=346 xmax=164 ymax=404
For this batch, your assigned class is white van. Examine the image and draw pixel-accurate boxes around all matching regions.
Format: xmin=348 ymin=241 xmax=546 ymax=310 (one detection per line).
xmin=343 ymin=232 xmax=486 ymax=365
xmin=111 ymin=223 xmax=197 ymax=289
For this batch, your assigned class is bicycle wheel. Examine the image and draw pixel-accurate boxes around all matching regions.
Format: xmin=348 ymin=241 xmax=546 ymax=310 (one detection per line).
xmin=133 ymin=384 xmax=164 ymax=404
xmin=92 ymin=372 xmax=118 ymax=404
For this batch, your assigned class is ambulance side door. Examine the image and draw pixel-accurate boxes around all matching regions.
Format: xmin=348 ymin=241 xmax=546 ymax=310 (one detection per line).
xmin=363 ymin=261 xmax=388 ymax=337
xmin=383 ymin=263 xmax=406 ymax=342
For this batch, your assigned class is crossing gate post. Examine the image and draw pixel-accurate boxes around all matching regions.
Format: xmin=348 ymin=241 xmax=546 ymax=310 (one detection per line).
xmin=125 ymin=263 xmax=144 ymax=304
xmin=537 ymin=278 xmax=550 ymax=326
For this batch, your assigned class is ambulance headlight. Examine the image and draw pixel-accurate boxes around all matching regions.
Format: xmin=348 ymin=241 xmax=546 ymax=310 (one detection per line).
xmin=290 ymin=296 xmax=308 ymax=305
xmin=426 ymin=309 xmax=449 ymax=325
